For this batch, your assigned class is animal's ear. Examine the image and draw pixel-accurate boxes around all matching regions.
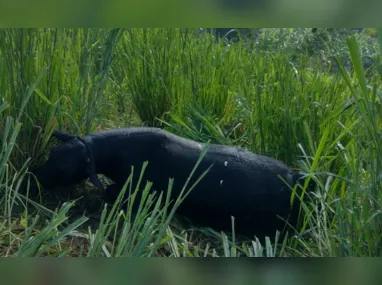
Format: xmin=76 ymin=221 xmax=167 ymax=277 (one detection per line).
xmin=89 ymin=173 xmax=104 ymax=190
xmin=52 ymin=131 xmax=77 ymax=142
xmin=85 ymin=158 xmax=104 ymax=190
xmin=78 ymin=136 xmax=103 ymax=190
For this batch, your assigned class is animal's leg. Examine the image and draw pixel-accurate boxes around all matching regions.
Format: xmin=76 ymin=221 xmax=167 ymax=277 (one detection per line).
xmin=103 ymin=183 xmax=125 ymax=205
xmin=103 ymin=183 xmax=143 ymax=207
xmin=103 ymin=183 xmax=162 ymax=216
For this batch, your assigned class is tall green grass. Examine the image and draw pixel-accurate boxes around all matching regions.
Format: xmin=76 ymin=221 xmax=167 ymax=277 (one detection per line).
xmin=0 ymin=28 xmax=381 ymax=256
xmin=0 ymin=28 xmax=123 ymax=168
xmin=113 ymin=28 xmax=360 ymax=168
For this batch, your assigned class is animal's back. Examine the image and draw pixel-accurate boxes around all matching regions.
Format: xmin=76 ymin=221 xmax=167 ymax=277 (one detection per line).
xmin=153 ymin=130 xmax=295 ymax=208
xmin=88 ymin=127 xmax=165 ymax=141
xmin=89 ymin=127 xmax=295 ymax=194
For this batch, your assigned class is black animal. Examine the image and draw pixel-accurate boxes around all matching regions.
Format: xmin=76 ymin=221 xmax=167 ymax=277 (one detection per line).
xmin=26 ymin=127 xmax=314 ymax=239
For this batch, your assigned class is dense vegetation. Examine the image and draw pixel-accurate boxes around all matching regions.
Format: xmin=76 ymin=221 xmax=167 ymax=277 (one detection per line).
xmin=1 ymin=28 xmax=382 ymax=257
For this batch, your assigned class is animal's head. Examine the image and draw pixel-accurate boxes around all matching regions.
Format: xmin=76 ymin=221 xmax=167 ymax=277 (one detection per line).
xmin=30 ymin=130 xmax=104 ymax=192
